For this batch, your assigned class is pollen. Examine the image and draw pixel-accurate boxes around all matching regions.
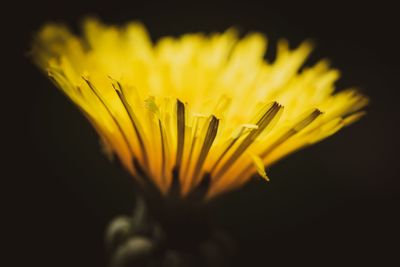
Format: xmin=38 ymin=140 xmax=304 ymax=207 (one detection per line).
xmin=32 ymin=18 xmax=368 ymax=199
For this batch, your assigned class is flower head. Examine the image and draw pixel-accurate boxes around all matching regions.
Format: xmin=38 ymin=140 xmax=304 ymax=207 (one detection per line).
xmin=32 ymin=19 xmax=368 ymax=199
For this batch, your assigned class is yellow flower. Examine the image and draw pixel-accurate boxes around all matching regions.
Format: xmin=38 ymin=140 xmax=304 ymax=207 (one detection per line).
xmin=32 ymin=18 xmax=368 ymax=199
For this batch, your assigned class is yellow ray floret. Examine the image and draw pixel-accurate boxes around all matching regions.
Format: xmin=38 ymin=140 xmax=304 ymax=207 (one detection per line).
xmin=32 ymin=18 xmax=368 ymax=199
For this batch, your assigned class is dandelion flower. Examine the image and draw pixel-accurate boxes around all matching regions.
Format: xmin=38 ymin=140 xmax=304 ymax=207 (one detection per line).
xmin=32 ymin=18 xmax=368 ymax=200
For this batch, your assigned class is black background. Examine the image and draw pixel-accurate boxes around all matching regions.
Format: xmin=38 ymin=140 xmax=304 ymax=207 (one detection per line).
xmin=7 ymin=0 xmax=400 ymax=266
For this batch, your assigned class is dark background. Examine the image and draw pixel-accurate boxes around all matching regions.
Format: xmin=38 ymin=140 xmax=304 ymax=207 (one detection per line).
xmin=7 ymin=0 xmax=399 ymax=266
